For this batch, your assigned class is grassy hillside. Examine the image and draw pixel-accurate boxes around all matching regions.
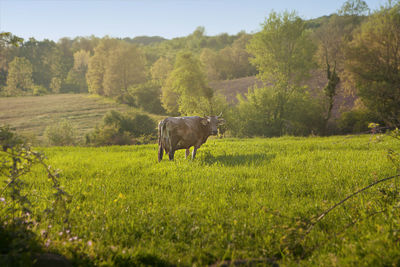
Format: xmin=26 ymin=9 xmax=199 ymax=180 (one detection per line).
xmin=0 ymin=94 xmax=162 ymax=144
xmin=9 ymin=135 xmax=400 ymax=266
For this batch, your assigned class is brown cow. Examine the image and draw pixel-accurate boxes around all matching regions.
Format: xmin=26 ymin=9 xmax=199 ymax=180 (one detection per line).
xmin=158 ymin=114 xmax=225 ymax=161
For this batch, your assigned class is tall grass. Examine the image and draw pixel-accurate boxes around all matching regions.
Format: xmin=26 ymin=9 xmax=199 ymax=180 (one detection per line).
xmin=18 ymin=135 xmax=400 ymax=265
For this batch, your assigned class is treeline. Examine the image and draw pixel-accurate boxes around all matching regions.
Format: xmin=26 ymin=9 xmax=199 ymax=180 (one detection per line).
xmin=1 ymin=0 xmax=400 ymax=140
xmin=0 ymin=27 xmax=254 ymax=96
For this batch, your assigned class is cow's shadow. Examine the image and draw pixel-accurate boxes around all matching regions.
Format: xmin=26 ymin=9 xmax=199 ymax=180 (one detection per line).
xmin=200 ymin=152 xmax=276 ymax=166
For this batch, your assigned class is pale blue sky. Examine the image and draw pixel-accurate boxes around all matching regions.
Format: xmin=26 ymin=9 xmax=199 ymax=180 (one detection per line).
xmin=0 ymin=0 xmax=386 ymax=41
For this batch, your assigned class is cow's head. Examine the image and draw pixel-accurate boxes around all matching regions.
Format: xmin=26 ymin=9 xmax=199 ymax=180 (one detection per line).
xmin=202 ymin=112 xmax=225 ymax=135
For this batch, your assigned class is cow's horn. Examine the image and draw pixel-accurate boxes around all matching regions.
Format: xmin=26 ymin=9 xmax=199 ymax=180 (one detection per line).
xmin=217 ymin=112 xmax=222 ymax=118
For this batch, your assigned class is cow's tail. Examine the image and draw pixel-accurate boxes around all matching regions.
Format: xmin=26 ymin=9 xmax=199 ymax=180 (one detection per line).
xmin=158 ymin=120 xmax=167 ymax=162
xmin=158 ymin=120 xmax=163 ymax=162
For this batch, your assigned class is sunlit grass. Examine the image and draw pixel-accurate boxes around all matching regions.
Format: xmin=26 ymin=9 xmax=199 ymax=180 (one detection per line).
xmin=23 ymin=135 xmax=400 ymax=265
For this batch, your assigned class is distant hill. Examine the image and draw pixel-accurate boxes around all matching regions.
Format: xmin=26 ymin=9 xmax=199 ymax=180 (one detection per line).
xmin=0 ymin=94 xmax=163 ymax=144
xmin=210 ymin=72 xmax=357 ymax=119
xmin=123 ymin=36 xmax=168 ymax=45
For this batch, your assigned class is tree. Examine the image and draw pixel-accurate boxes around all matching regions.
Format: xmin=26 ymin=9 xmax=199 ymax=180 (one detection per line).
xmin=200 ymin=48 xmax=220 ymax=81
xmin=103 ymin=42 xmax=147 ymax=97
xmin=200 ymin=34 xmax=256 ymax=81
xmin=0 ymin=33 xmax=23 ymax=88
xmin=150 ymin=56 xmax=173 ymax=84
xmin=314 ymin=15 xmax=345 ymax=133
xmin=346 ymin=3 xmax=400 ymax=126
xmin=246 ymin=11 xmax=316 ymax=134
xmin=86 ymin=38 xmax=118 ymax=95
xmin=248 ymin=11 xmax=315 ymax=85
xmin=339 ymin=0 xmax=370 ymax=16
xmin=13 ymin=38 xmax=70 ymax=91
xmin=65 ymin=50 xmax=90 ymax=93
xmin=0 ymin=32 xmax=23 ymax=47
xmin=5 ymin=57 xmax=33 ymax=95
xmin=161 ymin=52 xmax=213 ymax=115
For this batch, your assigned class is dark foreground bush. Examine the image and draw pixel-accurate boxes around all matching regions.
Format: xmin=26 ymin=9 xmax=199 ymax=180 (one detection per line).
xmin=0 ymin=126 xmax=72 ymax=266
xmin=86 ymin=110 xmax=157 ymax=146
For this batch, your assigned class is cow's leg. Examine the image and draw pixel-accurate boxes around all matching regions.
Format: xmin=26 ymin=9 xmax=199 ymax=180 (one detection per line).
xmin=185 ymin=148 xmax=190 ymax=159
xmin=192 ymin=147 xmax=198 ymax=160
xmin=168 ymin=150 xmax=175 ymax=161
xmin=158 ymin=144 xmax=164 ymax=162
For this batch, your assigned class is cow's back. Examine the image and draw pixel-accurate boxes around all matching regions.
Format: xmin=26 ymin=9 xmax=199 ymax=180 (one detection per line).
xmin=164 ymin=116 xmax=208 ymax=150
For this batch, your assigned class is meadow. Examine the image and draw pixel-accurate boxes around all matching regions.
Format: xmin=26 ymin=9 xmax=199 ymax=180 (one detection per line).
xmin=0 ymin=94 xmax=161 ymax=144
xmin=12 ymin=134 xmax=400 ymax=266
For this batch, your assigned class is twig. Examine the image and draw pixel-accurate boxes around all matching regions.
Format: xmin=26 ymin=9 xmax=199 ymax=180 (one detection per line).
xmin=306 ymin=174 xmax=400 ymax=235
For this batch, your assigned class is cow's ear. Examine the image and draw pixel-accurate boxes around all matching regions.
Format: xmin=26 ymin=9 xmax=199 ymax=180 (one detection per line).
xmin=201 ymin=118 xmax=209 ymax=126
xmin=218 ymin=118 xmax=225 ymax=125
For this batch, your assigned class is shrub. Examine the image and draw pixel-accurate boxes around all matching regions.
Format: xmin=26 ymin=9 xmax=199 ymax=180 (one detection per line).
xmin=32 ymin=85 xmax=48 ymax=96
xmin=0 ymin=126 xmax=70 ymax=266
xmin=128 ymin=82 xmax=165 ymax=114
xmin=86 ymin=125 xmax=134 ymax=146
xmin=337 ymin=109 xmax=382 ymax=134
xmin=86 ymin=111 xmax=157 ymax=146
xmin=115 ymin=93 xmax=136 ymax=107
xmin=229 ymin=86 xmax=325 ymax=137
xmin=44 ymin=119 xmax=77 ymax=146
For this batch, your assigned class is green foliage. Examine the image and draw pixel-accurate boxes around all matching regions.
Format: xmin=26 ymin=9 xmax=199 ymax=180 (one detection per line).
xmin=86 ymin=38 xmax=119 ymax=95
xmin=63 ymin=50 xmax=90 ymax=93
xmin=245 ymin=11 xmax=317 ymax=135
xmin=128 ymin=82 xmax=165 ymax=114
xmin=10 ymin=38 xmax=72 ymax=92
xmin=314 ymin=15 xmax=347 ymax=132
xmin=86 ymin=39 xmax=147 ymax=97
xmin=11 ymin=135 xmax=400 ymax=265
xmin=32 ymin=84 xmax=48 ymax=96
xmin=86 ymin=110 xmax=156 ymax=146
xmin=200 ymin=34 xmax=256 ymax=81
xmin=337 ymin=109 xmax=382 ymax=134
xmin=346 ymin=3 xmax=400 ymax=126
xmin=247 ymin=11 xmax=316 ymax=85
xmin=162 ymin=52 xmax=213 ymax=115
xmin=5 ymin=57 xmax=34 ymax=95
xmin=0 ymin=126 xmax=70 ymax=266
xmin=230 ymin=85 xmax=325 ymax=137
xmin=150 ymin=56 xmax=173 ymax=84
xmin=103 ymin=42 xmax=147 ymax=97
xmin=44 ymin=119 xmax=77 ymax=146
xmin=0 ymin=32 xmax=23 ymax=47
xmin=338 ymin=0 xmax=370 ymax=16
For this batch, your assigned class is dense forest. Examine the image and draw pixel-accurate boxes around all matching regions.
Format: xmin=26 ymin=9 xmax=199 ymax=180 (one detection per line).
xmin=1 ymin=0 xmax=399 ymax=139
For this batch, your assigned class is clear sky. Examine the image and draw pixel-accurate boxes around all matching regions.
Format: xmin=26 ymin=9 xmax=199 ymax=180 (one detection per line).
xmin=0 ymin=0 xmax=386 ymax=42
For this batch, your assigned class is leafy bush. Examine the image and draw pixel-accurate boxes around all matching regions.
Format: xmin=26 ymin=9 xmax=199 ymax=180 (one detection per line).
xmin=115 ymin=93 xmax=136 ymax=107
xmin=128 ymin=82 xmax=165 ymax=114
xmin=0 ymin=126 xmax=70 ymax=266
xmin=32 ymin=85 xmax=48 ymax=96
xmin=44 ymin=119 xmax=77 ymax=146
xmin=229 ymin=86 xmax=325 ymax=137
xmin=86 ymin=110 xmax=157 ymax=146
xmin=337 ymin=109 xmax=382 ymax=134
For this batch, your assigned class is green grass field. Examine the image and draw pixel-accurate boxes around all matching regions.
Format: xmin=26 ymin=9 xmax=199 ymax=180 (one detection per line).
xmin=0 ymin=94 xmax=161 ymax=144
xmin=11 ymin=135 xmax=400 ymax=266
